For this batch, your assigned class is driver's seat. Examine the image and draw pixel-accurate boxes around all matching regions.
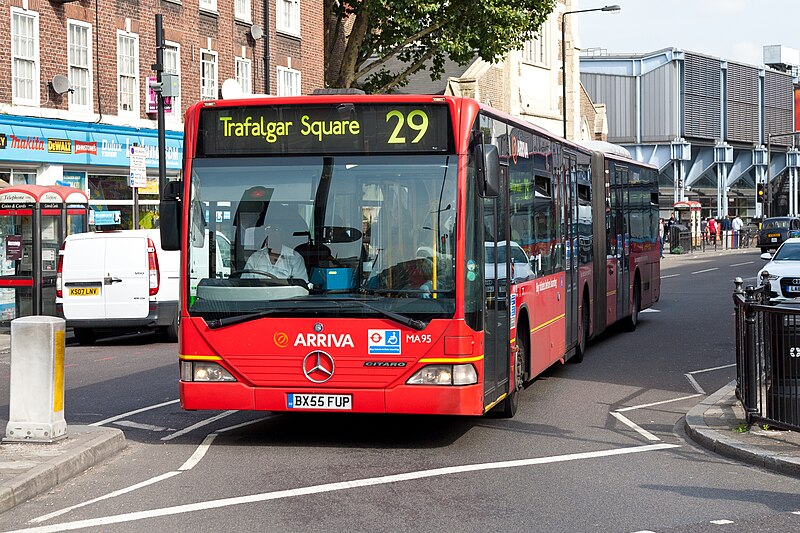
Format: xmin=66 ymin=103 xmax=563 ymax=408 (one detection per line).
xmin=295 ymin=241 xmax=335 ymax=271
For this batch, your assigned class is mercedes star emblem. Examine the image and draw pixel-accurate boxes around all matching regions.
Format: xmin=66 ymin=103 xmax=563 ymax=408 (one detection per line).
xmin=303 ymin=351 xmax=335 ymax=383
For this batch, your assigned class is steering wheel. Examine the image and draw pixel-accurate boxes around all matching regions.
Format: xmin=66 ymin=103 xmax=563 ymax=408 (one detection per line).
xmin=229 ymin=269 xmax=279 ymax=279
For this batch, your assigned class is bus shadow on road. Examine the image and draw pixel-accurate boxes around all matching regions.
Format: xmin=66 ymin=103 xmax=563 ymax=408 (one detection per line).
xmin=213 ymin=412 xmax=480 ymax=449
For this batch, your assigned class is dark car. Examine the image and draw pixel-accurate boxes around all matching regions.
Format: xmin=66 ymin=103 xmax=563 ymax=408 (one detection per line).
xmin=757 ymin=216 xmax=800 ymax=253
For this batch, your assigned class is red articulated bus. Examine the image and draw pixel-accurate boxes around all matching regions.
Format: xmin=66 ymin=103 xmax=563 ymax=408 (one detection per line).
xmin=159 ymin=94 xmax=659 ymax=417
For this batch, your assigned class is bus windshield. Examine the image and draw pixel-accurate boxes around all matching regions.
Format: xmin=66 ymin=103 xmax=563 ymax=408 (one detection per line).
xmin=187 ymin=154 xmax=458 ymax=323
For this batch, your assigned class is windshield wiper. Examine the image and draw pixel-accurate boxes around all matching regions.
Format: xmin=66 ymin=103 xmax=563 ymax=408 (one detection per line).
xmin=205 ymin=308 xmax=281 ymax=329
xmin=339 ymin=298 xmax=427 ymax=331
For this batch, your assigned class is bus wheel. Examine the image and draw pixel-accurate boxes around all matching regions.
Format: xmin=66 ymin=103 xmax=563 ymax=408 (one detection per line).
xmin=498 ymin=330 xmax=526 ymax=418
xmin=571 ymin=294 xmax=589 ymax=364
xmin=624 ymin=279 xmax=641 ymax=332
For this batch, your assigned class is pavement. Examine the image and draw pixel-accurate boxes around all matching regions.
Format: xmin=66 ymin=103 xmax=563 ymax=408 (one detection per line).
xmin=0 ymin=243 xmax=797 ymax=515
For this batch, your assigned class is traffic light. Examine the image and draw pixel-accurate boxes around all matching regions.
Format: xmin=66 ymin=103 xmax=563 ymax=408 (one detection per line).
xmin=757 ymin=183 xmax=765 ymax=202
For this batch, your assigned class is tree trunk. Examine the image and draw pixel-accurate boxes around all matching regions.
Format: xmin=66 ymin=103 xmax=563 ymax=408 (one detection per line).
xmin=334 ymin=2 xmax=370 ymax=88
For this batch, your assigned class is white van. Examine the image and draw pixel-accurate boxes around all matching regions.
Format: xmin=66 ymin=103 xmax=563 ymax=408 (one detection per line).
xmin=56 ymin=229 xmax=180 ymax=344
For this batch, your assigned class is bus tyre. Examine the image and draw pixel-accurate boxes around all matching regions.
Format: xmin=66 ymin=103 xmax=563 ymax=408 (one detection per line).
xmin=624 ymin=279 xmax=641 ymax=332
xmin=73 ymin=328 xmax=96 ymax=346
xmin=497 ymin=330 xmax=526 ymax=418
xmin=571 ymin=294 xmax=589 ymax=364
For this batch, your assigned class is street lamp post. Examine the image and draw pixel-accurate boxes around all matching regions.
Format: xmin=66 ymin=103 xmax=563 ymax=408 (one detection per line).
xmin=561 ymin=4 xmax=620 ymax=140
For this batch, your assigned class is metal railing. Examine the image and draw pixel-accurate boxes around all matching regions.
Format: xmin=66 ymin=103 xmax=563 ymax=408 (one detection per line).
xmin=734 ymin=275 xmax=800 ymax=431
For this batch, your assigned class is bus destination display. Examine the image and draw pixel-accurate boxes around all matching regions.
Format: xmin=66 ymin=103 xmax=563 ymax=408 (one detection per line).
xmin=197 ymin=103 xmax=453 ymax=156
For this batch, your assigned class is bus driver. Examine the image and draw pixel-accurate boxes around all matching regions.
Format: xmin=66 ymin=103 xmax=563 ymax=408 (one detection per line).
xmin=243 ymin=223 xmax=309 ymax=284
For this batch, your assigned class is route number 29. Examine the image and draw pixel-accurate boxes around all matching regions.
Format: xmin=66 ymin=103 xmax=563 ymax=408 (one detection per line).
xmin=386 ymin=110 xmax=429 ymax=144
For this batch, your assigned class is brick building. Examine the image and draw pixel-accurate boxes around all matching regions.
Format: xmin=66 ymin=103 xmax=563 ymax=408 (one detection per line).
xmin=0 ymin=0 xmax=323 ymax=228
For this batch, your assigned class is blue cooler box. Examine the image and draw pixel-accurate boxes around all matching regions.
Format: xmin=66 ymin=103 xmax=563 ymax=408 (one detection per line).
xmin=310 ymin=267 xmax=354 ymax=290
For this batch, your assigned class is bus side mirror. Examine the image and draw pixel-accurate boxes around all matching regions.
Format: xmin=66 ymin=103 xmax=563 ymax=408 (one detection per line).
xmin=160 ymin=180 xmax=183 ymax=251
xmin=476 ymin=143 xmax=500 ymax=198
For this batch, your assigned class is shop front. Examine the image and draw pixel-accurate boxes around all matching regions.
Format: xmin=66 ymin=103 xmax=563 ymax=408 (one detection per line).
xmin=0 ymin=115 xmax=182 ymax=229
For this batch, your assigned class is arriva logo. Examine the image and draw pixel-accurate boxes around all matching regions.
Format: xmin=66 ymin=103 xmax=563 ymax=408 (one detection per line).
xmin=274 ymin=332 xmax=289 ymax=348
xmin=294 ymin=333 xmax=355 ymax=348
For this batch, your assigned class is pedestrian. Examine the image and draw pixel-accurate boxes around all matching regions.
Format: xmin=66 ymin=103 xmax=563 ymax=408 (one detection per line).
xmin=708 ymin=217 xmax=718 ymax=246
xmin=701 ymin=217 xmax=708 ymax=243
xmin=721 ymin=215 xmax=732 ymax=247
xmin=664 ymin=216 xmax=674 ymax=253
xmin=658 ymin=218 xmax=665 ymax=258
xmin=731 ymin=214 xmax=743 ymax=248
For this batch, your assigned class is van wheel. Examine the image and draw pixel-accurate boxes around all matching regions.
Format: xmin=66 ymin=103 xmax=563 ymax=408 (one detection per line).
xmin=73 ymin=328 xmax=96 ymax=346
xmin=163 ymin=312 xmax=179 ymax=343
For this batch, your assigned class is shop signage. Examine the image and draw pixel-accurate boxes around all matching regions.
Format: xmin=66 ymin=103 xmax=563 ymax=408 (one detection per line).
xmin=74 ymin=141 xmax=97 ymax=155
xmin=9 ymin=135 xmax=45 ymax=151
xmin=47 ymin=138 xmax=72 ymax=154
xmin=0 ymin=116 xmax=183 ymax=170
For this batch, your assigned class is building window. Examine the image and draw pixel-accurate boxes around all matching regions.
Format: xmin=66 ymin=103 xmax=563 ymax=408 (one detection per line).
xmin=235 ymin=0 xmax=251 ymax=22
xmin=117 ymin=32 xmax=139 ymax=115
xmin=277 ymin=66 xmax=301 ymax=96
xmin=277 ymin=0 xmax=300 ymax=36
xmin=236 ymin=57 xmax=252 ymax=95
xmin=164 ymin=42 xmax=181 ymax=119
xmin=201 ymin=49 xmax=218 ymax=100
xmin=68 ymin=21 xmax=92 ymax=111
xmin=200 ymin=0 xmax=218 ymax=13
xmin=11 ymin=8 xmax=39 ymax=106
xmin=522 ymin=21 xmax=549 ymax=67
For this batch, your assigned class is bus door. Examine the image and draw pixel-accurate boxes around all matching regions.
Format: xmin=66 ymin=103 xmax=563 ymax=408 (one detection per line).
xmin=614 ymin=166 xmax=630 ymax=321
xmin=564 ymin=152 xmax=578 ymax=351
xmin=483 ymin=167 xmax=511 ymax=408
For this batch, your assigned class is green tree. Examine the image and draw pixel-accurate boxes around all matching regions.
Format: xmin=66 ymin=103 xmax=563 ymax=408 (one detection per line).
xmin=325 ymin=0 xmax=557 ymax=93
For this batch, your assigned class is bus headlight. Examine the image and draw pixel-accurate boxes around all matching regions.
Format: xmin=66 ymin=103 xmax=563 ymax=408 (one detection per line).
xmin=406 ymin=364 xmax=477 ymax=386
xmin=181 ymin=361 xmax=236 ymax=382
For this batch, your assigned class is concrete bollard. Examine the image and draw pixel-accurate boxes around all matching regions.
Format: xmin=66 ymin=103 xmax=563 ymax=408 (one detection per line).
xmin=3 ymin=316 xmax=67 ymax=443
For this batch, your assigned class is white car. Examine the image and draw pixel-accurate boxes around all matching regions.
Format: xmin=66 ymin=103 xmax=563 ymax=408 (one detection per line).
xmin=758 ymin=237 xmax=800 ymax=301
xmin=485 ymin=241 xmax=534 ymax=298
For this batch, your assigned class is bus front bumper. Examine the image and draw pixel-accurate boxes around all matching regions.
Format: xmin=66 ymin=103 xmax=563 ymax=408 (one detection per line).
xmin=179 ymin=381 xmax=485 ymax=416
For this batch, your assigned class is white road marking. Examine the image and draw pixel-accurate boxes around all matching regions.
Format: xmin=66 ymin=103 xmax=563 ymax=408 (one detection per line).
xmin=730 ymin=261 xmax=754 ymax=267
xmin=793 ymin=511 xmax=800 ymax=515
xmin=687 ymin=363 xmax=736 ymax=375
xmin=113 ymin=420 xmax=171 ymax=432
xmin=684 ymin=363 xmax=736 ymax=394
xmin=10 ymin=443 xmax=680 ymax=533
xmin=90 ymin=399 xmax=180 ymax=427
xmin=179 ymin=433 xmax=218 ymax=471
xmin=217 ymin=415 xmax=275 ymax=433
xmin=710 ymin=519 xmax=734 ymax=525
xmin=691 ymin=268 xmax=719 ymax=274
xmin=609 ymin=412 xmax=661 ymax=441
xmin=31 ymin=415 xmax=275 ymax=524
xmin=684 ymin=373 xmax=705 ymax=394
xmin=30 ymin=472 xmax=182 ymax=524
xmin=640 ymin=308 xmax=660 ymax=313
xmin=161 ymin=410 xmax=237 ymax=441
xmin=661 ymin=274 xmax=680 ymax=279
xmin=616 ymin=394 xmax=703 ymax=413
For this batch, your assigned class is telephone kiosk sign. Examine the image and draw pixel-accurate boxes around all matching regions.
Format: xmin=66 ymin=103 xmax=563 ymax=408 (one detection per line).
xmin=129 ymin=145 xmax=147 ymax=188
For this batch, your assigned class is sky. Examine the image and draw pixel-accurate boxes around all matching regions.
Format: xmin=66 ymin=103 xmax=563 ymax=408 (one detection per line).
xmin=577 ymin=0 xmax=799 ymax=67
